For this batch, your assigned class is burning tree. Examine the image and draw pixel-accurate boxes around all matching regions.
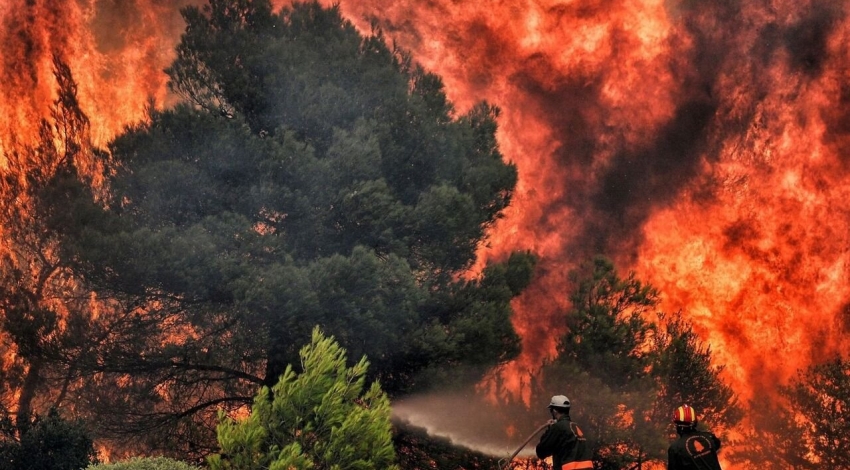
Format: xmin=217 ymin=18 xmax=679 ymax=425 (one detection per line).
xmin=785 ymin=357 xmax=850 ymax=468
xmin=0 ymin=54 xmax=103 ymax=470
xmin=532 ymin=256 xmax=741 ymax=469
xmin=39 ymin=0 xmax=532 ymax=458
xmin=729 ymin=356 xmax=850 ymax=469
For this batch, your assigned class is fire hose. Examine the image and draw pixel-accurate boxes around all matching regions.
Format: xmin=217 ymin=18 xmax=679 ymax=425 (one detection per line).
xmin=497 ymin=420 xmax=553 ymax=470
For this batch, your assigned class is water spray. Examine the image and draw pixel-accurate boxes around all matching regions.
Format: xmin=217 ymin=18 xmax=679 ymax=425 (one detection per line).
xmin=497 ymin=421 xmax=552 ymax=470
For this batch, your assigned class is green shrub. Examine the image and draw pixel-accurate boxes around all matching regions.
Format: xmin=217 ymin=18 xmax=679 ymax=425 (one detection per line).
xmin=86 ymin=456 xmax=199 ymax=470
xmin=209 ymin=327 xmax=399 ymax=470
xmin=0 ymin=407 xmax=98 ymax=470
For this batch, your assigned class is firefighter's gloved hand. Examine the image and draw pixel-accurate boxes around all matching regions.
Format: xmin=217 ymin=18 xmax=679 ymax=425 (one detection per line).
xmin=547 ymin=419 xmax=557 ymax=426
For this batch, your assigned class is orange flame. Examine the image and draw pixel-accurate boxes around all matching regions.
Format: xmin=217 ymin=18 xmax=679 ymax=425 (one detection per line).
xmin=0 ymin=0 xmax=190 ymax=156
xmin=3 ymin=0 xmax=850 ymax=453
xmin=329 ymin=0 xmax=850 ymax=408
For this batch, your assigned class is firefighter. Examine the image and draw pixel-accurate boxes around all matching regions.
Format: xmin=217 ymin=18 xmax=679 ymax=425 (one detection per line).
xmin=535 ymin=395 xmax=594 ymax=470
xmin=667 ymin=404 xmax=723 ymax=470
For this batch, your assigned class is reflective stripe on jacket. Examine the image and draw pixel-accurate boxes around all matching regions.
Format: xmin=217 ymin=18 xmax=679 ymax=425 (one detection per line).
xmin=561 ymin=460 xmax=594 ymax=470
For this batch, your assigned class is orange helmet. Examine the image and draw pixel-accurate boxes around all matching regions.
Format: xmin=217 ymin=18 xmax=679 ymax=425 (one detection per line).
xmin=673 ymin=404 xmax=698 ymax=425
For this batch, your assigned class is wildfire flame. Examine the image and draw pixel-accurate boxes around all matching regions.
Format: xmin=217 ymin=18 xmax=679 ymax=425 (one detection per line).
xmin=331 ymin=0 xmax=850 ymax=408
xmin=3 ymin=0 xmax=850 ymax=458
xmin=0 ymin=0 xmax=190 ymax=156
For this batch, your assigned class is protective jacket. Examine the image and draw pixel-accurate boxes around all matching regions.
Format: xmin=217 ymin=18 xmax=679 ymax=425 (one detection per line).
xmin=535 ymin=416 xmax=593 ymax=470
xmin=667 ymin=429 xmax=723 ymax=470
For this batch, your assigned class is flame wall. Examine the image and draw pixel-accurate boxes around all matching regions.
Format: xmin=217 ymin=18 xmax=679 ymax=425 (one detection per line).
xmin=0 ymin=0 xmax=193 ymax=156
xmin=3 ymin=0 xmax=850 ymax=424
xmin=328 ymin=0 xmax=850 ymax=407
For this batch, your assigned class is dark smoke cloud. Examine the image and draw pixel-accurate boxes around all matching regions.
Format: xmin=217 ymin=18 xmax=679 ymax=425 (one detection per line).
xmin=498 ymin=10 xmax=724 ymax=262
xmin=588 ymin=98 xmax=717 ymax=258
xmin=783 ymin=3 xmax=843 ymax=77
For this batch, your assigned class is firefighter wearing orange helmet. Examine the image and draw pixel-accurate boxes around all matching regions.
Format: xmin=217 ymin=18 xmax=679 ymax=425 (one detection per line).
xmin=667 ymin=404 xmax=723 ymax=470
xmin=535 ymin=395 xmax=594 ymax=470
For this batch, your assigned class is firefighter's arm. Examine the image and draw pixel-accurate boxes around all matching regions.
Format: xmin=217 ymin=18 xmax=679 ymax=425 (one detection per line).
xmin=710 ymin=432 xmax=722 ymax=451
xmin=535 ymin=427 xmax=555 ymax=459
xmin=667 ymin=447 xmax=677 ymax=470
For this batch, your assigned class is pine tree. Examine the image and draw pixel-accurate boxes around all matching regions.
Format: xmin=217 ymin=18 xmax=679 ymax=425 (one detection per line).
xmin=208 ymin=326 xmax=399 ymax=470
xmin=535 ymin=256 xmax=741 ymax=469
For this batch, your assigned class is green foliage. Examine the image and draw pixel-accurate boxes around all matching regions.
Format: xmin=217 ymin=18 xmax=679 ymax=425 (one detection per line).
xmin=163 ymin=0 xmax=517 ymax=274
xmin=43 ymin=0 xmax=525 ymax=454
xmin=208 ymin=327 xmax=398 ymax=470
xmin=83 ymin=0 xmax=521 ymax=371
xmin=86 ymin=457 xmax=199 ymax=470
xmin=653 ymin=313 xmax=742 ymax=433
xmin=534 ymin=256 xmax=741 ymax=469
xmin=0 ymin=408 xmax=99 ymax=470
xmin=558 ymin=256 xmax=658 ymax=387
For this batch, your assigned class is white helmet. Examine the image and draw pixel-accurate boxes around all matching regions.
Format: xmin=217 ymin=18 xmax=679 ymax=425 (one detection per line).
xmin=548 ymin=395 xmax=571 ymax=409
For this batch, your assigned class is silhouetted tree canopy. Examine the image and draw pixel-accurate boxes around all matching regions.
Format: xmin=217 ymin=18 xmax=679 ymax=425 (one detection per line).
xmin=0 ymin=407 xmax=99 ymax=470
xmin=0 ymin=56 xmax=112 ymax=460
xmin=729 ymin=357 xmax=850 ymax=469
xmin=530 ymin=256 xmax=741 ymax=469
xmin=43 ymin=0 xmax=528 ymax=457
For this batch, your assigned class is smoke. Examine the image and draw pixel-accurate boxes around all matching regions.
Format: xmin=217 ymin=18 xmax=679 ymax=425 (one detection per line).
xmin=392 ymin=390 xmax=547 ymax=459
xmin=4 ymin=0 xmax=850 ymax=460
xmin=329 ymin=0 xmax=850 ymax=408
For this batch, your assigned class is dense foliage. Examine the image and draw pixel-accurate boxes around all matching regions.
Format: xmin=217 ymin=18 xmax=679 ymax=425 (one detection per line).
xmin=528 ymin=256 xmax=742 ymax=469
xmin=208 ymin=327 xmax=398 ymax=470
xmin=87 ymin=457 xmax=199 ymax=470
xmin=35 ymin=0 xmax=529 ymax=457
xmin=0 ymin=57 xmax=106 ymax=442
xmin=0 ymin=408 xmax=98 ymax=470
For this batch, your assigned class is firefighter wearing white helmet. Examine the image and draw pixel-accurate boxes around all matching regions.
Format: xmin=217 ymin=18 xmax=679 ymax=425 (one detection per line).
xmin=535 ymin=395 xmax=593 ymax=470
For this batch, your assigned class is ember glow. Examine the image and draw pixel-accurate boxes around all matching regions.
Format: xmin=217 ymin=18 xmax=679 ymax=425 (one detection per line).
xmin=3 ymin=0 xmax=850 ymax=457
